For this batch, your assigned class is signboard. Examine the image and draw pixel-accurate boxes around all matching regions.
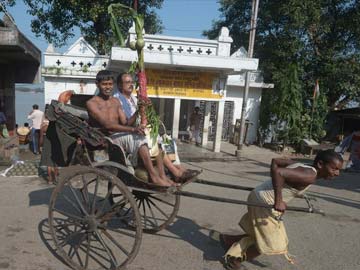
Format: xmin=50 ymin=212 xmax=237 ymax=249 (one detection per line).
xmin=146 ymin=69 xmax=224 ymax=99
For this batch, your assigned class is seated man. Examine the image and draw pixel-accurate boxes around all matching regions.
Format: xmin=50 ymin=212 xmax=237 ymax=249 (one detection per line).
xmin=86 ymin=70 xmax=176 ymax=187
xmin=114 ymin=72 xmax=199 ymax=182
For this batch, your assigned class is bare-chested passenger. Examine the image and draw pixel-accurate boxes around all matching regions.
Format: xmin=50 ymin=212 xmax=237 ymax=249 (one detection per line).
xmin=86 ymin=70 xmax=176 ymax=187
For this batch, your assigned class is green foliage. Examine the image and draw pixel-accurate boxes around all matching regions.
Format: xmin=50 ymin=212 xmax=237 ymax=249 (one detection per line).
xmin=23 ymin=0 xmax=164 ymax=54
xmin=145 ymin=104 xmax=160 ymax=145
xmin=205 ymin=0 xmax=360 ymax=143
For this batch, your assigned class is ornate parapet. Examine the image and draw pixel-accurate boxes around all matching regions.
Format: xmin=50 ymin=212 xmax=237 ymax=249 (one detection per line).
xmin=42 ymin=37 xmax=109 ymax=79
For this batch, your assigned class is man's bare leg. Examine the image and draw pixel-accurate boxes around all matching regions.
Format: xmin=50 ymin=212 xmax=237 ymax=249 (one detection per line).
xmin=154 ymin=151 xmax=178 ymax=186
xmin=163 ymin=155 xmax=184 ymax=178
xmin=138 ymin=145 xmax=172 ymax=187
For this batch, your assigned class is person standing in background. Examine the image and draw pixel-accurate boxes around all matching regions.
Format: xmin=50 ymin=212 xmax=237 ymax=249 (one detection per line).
xmin=0 ymin=107 xmax=9 ymax=138
xmin=189 ymin=106 xmax=201 ymax=146
xmin=27 ymin=104 xmax=44 ymax=154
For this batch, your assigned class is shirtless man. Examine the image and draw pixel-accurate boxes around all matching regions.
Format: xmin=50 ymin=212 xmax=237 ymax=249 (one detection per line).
xmin=210 ymin=149 xmax=343 ymax=269
xmin=86 ymin=70 xmax=175 ymax=187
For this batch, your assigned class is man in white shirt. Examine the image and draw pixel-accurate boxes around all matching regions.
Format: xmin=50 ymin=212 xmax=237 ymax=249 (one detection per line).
xmin=27 ymin=104 xmax=44 ymax=154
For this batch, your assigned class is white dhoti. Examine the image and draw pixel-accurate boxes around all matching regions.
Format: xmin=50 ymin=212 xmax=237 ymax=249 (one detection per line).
xmin=110 ymin=133 xmax=148 ymax=167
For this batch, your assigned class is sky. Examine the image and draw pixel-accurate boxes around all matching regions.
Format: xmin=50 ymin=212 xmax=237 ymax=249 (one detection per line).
xmin=5 ymin=0 xmax=221 ymax=54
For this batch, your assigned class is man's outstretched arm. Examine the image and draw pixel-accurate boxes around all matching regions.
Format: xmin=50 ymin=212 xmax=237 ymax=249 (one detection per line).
xmin=271 ymin=164 xmax=316 ymax=212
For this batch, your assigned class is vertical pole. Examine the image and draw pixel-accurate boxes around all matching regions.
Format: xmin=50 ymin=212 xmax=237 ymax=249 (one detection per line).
xmin=201 ymin=101 xmax=211 ymax=147
xmin=236 ymin=0 xmax=260 ymax=156
xmin=172 ymin=98 xmax=181 ymax=139
xmin=309 ymin=97 xmax=316 ymax=139
xmin=213 ymin=100 xmax=225 ymax=152
xmin=133 ymin=0 xmax=138 ymax=11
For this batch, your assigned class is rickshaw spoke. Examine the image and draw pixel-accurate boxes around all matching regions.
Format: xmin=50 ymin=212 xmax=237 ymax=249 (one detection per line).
xmin=53 ymin=208 xmax=85 ymax=223
xmin=54 ymin=220 xmax=81 ymax=229
xmin=81 ymin=175 xmax=91 ymax=212
xmin=68 ymin=184 xmax=89 ymax=216
xmin=84 ymin=234 xmax=91 ymax=268
xmin=91 ymin=176 xmax=100 ymax=215
xmin=148 ymin=194 xmax=175 ymax=207
xmin=77 ymin=242 xmax=110 ymax=268
xmin=61 ymin=193 xmax=83 ymax=215
xmin=73 ymin=244 xmax=85 ymax=267
xmin=145 ymin=198 xmax=159 ymax=227
xmin=147 ymin=198 xmax=170 ymax=219
xmin=141 ymin=199 xmax=148 ymax=229
xmin=97 ymin=185 xmax=114 ymax=217
xmin=101 ymin=229 xmax=130 ymax=256
xmin=98 ymin=225 xmax=137 ymax=238
xmin=99 ymin=198 xmax=129 ymax=222
xmin=94 ymin=230 xmax=118 ymax=267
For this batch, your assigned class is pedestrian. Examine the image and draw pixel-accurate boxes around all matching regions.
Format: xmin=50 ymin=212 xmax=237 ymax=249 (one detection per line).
xmin=189 ymin=106 xmax=201 ymax=146
xmin=0 ymin=107 xmax=9 ymax=138
xmin=16 ymin=123 xmax=31 ymax=145
xmin=210 ymin=149 xmax=343 ymax=269
xmin=27 ymin=104 xmax=44 ymax=154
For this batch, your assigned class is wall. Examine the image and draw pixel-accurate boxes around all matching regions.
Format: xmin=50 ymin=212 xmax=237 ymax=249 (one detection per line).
xmin=225 ymin=86 xmax=263 ymax=144
xmin=44 ymin=77 xmax=97 ymax=104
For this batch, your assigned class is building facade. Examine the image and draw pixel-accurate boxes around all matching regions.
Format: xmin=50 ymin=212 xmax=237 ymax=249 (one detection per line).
xmin=42 ymin=26 xmax=273 ymax=152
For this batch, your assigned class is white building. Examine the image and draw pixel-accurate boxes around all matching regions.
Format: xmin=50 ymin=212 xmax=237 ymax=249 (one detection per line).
xmin=42 ymin=27 xmax=273 ymax=152
xmin=42 ymin=37 xmax=109 ymax=104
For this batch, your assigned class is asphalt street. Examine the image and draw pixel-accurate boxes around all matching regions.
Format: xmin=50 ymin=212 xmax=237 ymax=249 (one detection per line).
xmin=0 ymin=143 xmax=359 ymax=270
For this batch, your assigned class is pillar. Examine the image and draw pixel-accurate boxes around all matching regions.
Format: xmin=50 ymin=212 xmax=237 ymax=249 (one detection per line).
xmin=201 ymin=101 xmax=211 ymax=147
xmin=159 ymin=98 xmax=165 ymax=122
xmin=213 ymin=100 xmax=225 ymax=152
xmin=172 ymin=98 xmax=181 ymax=139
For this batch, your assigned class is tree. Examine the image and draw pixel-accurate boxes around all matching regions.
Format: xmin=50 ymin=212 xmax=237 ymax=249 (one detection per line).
xmin=0 ymin=0 xmax=15 ymax=12
xmin=204 ymin=0 xmax=360 ymax=143
xmin=23 ymin=0 xmax=164 ymax=54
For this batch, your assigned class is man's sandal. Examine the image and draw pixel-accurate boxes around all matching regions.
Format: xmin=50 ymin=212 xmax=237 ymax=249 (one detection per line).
xmin=223 ymin=255 xmax=246 ymax=270
xmin=175 ymin=169 xmax=201 ymax=183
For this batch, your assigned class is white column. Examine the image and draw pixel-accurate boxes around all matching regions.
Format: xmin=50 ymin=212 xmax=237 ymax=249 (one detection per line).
xmin=201 ymin=101 xmax=211 ymax=147
xmin=172 ymin=98 xmax=181 ymax=139
xmin=159 ymin=98 xmax=165 ymax=122
xmin=213 ymin=100 xmax=225 ymax=152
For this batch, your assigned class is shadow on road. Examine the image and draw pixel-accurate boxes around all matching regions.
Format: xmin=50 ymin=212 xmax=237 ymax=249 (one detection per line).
xmin=28 ymin=186 xmax=54 ymax=207
xmin=166 ymin=215 xmax=224 ymax=261
xmin=38 ymin=218 xmax=70 ymax=267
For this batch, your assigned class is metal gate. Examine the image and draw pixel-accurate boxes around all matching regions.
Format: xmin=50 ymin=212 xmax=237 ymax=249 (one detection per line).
xmin=200 ymin=101 xmax=234 ymax=141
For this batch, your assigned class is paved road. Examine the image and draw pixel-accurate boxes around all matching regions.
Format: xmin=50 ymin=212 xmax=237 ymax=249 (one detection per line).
xmin=0 ymin=145 xmax=359 ymax=270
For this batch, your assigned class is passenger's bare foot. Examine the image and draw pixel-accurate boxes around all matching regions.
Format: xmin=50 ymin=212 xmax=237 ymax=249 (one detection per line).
xmin=150 ymin=175 xmax=173 ymax=187
xmin=162 ymin=176 xmax=180 ymax=187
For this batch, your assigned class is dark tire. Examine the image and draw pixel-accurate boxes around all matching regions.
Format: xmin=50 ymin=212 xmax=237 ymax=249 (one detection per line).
xmin=48 ymin=166 xmax=142 ymax=270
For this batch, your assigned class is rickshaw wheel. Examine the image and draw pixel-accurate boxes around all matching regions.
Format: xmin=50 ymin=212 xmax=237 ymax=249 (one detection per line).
xmin=128 ymin=190 xmax=180 ymax=233
xmin=98 ymin=165 xmax=181 ymax=233
xmin=48 ymin=166 xmax=142 ymax=270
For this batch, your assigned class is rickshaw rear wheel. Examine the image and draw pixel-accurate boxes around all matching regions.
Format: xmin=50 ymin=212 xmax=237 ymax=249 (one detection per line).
xmin=48 ymin=166 xmax=142 ymax=270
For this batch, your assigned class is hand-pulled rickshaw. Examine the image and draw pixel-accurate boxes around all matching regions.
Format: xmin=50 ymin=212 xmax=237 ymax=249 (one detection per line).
xmin=44 ymin=96 xmax=321 ymax=270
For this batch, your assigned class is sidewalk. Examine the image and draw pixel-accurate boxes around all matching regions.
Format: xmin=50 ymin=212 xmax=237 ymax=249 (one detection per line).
xmin=177 ymin=140 xmax=282 ymax=164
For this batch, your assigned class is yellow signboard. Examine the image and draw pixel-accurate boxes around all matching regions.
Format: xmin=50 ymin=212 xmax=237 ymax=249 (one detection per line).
xmin=146 ymin=69 xmax=223 ymax=99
